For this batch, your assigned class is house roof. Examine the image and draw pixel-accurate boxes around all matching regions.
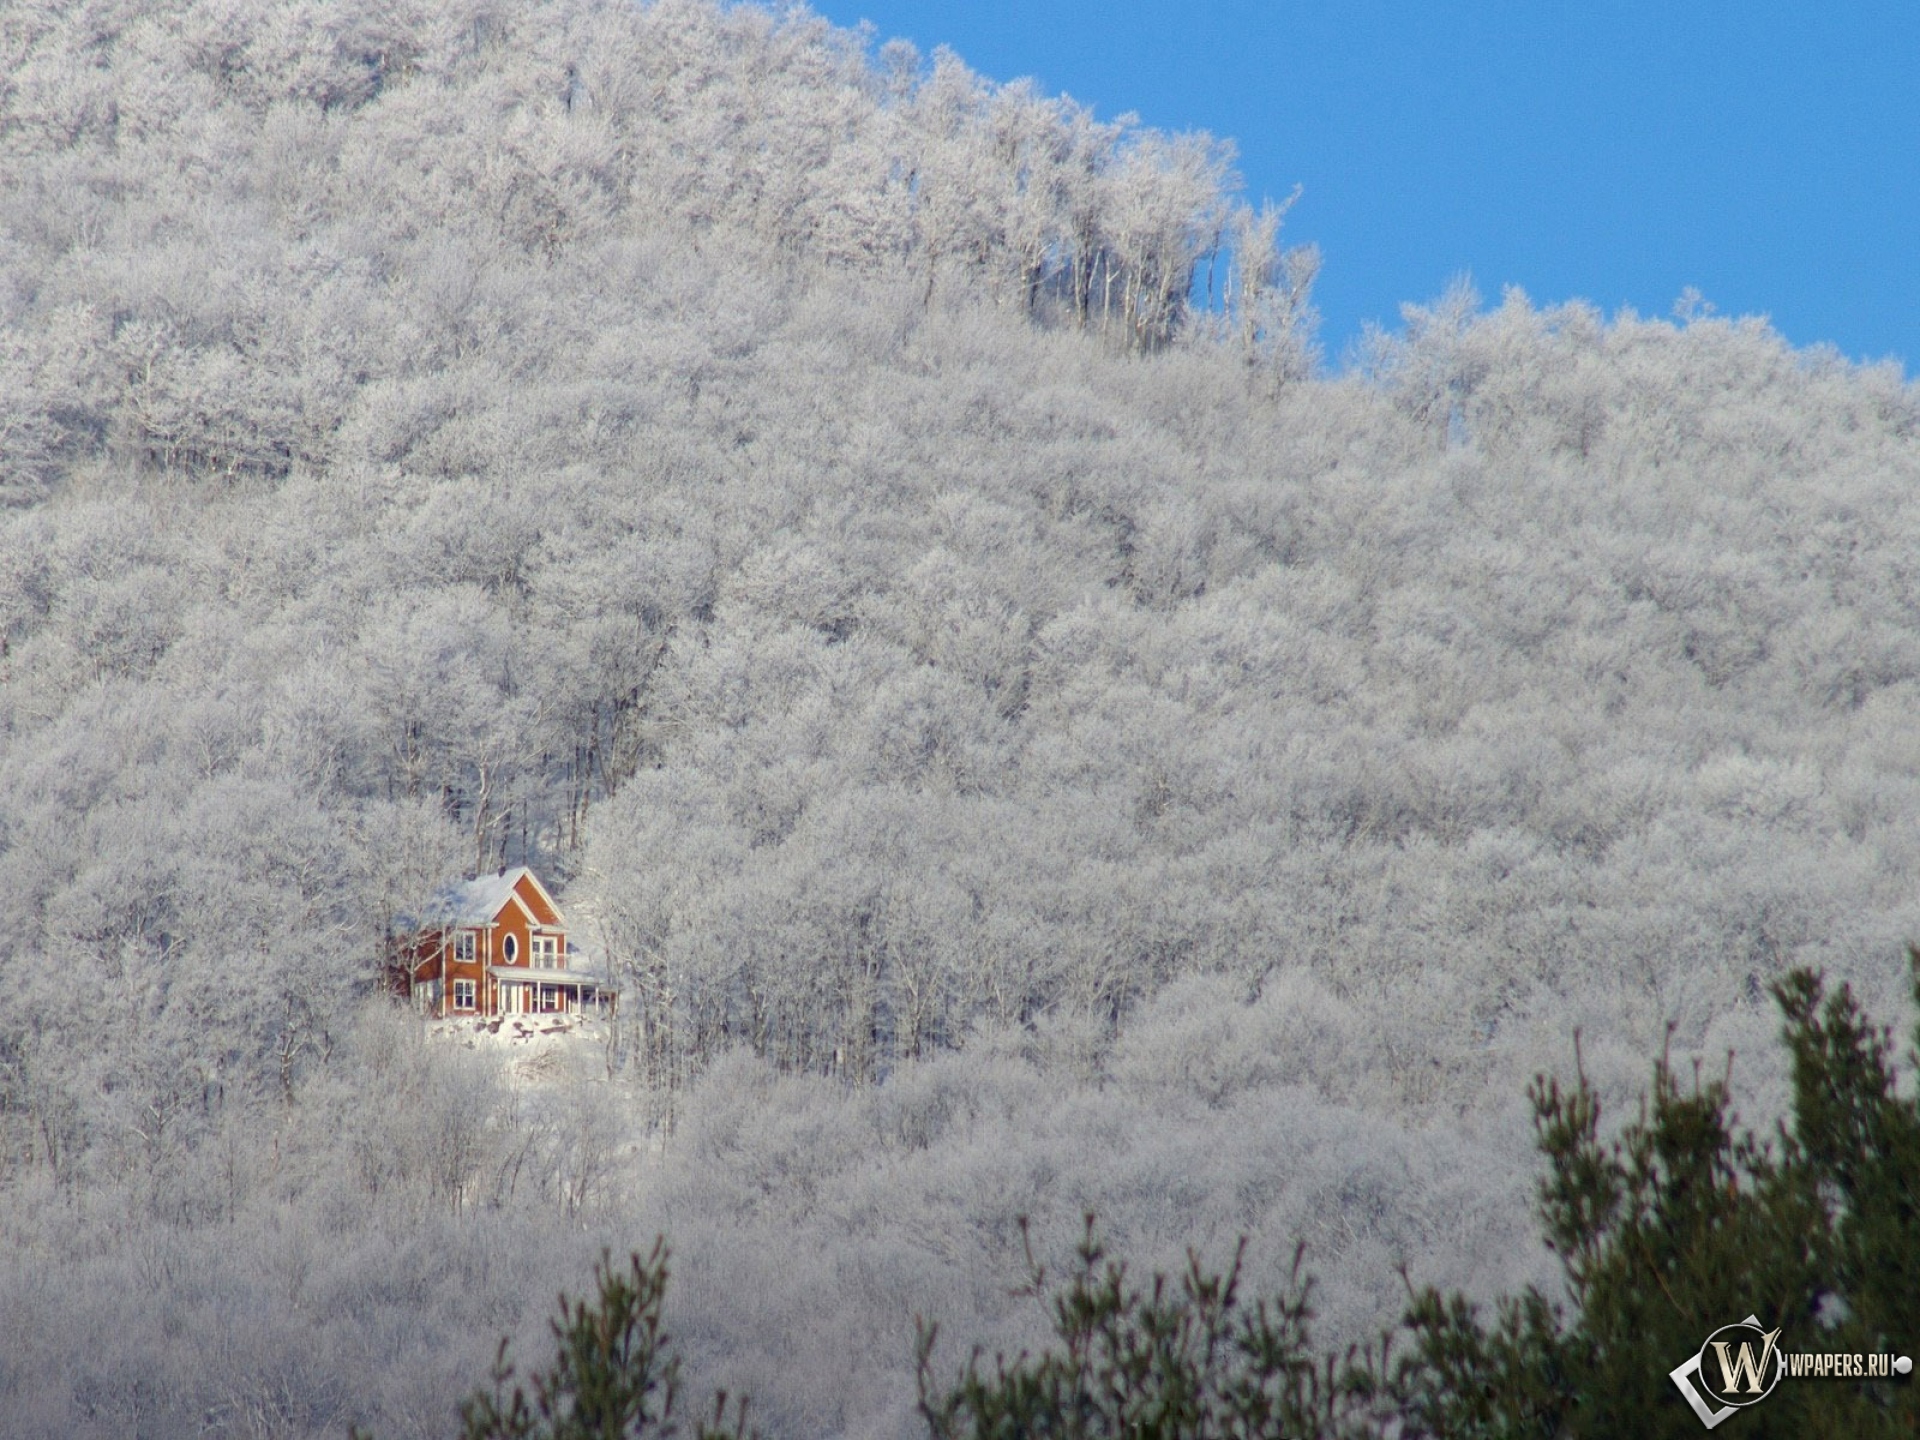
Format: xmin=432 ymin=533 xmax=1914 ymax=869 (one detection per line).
xmin=404 ymin=867 xmax=565 ymax=930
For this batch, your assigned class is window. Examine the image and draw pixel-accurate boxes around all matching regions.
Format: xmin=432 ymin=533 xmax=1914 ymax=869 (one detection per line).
xmin=532 ymin=935 xmax=558 ymax=969
xmin=453 ymin=979 xmax=476 ymax=1010
xmin=503 ymin=934 xmax=518 ymax=964
xmin=453 ymin=931 xmax=475 ymax=962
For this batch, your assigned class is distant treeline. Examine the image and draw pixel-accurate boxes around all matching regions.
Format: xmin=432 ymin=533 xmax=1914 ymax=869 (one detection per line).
xmin=2 ymin=0 xmax=1314 ymax=510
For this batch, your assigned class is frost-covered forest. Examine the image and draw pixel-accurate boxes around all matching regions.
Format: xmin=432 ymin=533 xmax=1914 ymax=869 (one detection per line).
xmin=2 ymin=0 xmax=1919 ymax=1435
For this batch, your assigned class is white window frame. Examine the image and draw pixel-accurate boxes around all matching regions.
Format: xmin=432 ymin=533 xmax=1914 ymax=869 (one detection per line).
xmin=453 ymin=930 xmax=475 ymax=963
xmin=453 ymin=978 xmax=476 ymax=1010
xmin=532 ymin=935 xmax=559 ymax=970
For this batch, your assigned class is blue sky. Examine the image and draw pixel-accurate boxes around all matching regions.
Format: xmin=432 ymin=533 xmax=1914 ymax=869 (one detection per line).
xmin=809 ymin=0 xmax=1917 ymax=371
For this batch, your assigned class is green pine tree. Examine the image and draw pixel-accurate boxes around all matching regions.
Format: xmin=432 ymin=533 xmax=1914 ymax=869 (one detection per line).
xmin=915 ymin=1217 xmax=1382 ymax=1440
xmin=1388 ymin=953 xmax=1920 ymax=1438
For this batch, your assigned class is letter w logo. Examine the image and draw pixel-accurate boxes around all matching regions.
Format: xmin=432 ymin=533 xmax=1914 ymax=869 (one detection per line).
xmin=1672 ymin=1317 xmax=1786 ymax=1428
xmin=1711 ymin=1328 xmax=1781 ymax=1395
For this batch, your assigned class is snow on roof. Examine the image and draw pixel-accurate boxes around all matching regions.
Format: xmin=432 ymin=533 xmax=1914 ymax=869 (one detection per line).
xmin=404 ymin=867 xmax=548 ymax=930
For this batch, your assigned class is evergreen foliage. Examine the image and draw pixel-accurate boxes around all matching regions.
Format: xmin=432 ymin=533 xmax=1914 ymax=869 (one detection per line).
xmin=1387 ymin=955 xmax=1920 ymax=1437
xmin=913 ymin=960 xmax=1920 ymax=1437
xmin=456 ymin=1243 xmax=686 ymax=1440
xmin=915 ymin=1219 xmax=1379 ymax=1440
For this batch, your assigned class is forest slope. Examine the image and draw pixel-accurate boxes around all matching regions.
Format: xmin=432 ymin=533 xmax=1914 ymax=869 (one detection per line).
xmin=2 ymin=1 xmax=1918 ymax=1435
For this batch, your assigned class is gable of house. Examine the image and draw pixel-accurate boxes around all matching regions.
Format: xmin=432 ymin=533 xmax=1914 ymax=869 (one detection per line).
xmin=509 ymin=869 xmax=563 ymax=927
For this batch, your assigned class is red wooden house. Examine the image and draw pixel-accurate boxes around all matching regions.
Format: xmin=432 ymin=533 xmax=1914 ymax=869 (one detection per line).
xmin=391 ymin=867 xmax=612 ymax=1019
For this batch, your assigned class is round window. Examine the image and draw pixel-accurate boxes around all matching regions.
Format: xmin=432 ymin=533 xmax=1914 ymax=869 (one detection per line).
xmin=504 ymin=935 xmax=518 ymax=963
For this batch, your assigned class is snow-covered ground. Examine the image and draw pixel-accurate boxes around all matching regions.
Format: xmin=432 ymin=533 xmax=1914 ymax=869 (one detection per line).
xmin=426 ymin=1011 xmax=614 ymax=1087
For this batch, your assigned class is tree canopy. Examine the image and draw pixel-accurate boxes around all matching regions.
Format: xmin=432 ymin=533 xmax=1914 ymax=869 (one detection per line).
xmin=2 ymin=1 xmax=1918 ymax=1434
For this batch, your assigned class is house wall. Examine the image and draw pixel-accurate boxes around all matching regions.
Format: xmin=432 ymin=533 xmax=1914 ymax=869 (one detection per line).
xmin=484 ymin=920 xmax=569 ymax=1008
xmin=489 ymin=904 xmax=534 ymax=1013
xmin=401 ymin=928 xmax=497 ymax=1017
xmin=418 ymin=928 xmax=485 ymax=1017
xmin=451 ymin=937 xmax=484 ymax=1014
xmin=399 ymin=930 xmax=457 ymax=1014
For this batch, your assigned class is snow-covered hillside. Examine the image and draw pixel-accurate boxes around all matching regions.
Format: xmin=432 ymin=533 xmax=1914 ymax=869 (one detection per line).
xmin=1 ymin=1 xmax=1916 ymax=1434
